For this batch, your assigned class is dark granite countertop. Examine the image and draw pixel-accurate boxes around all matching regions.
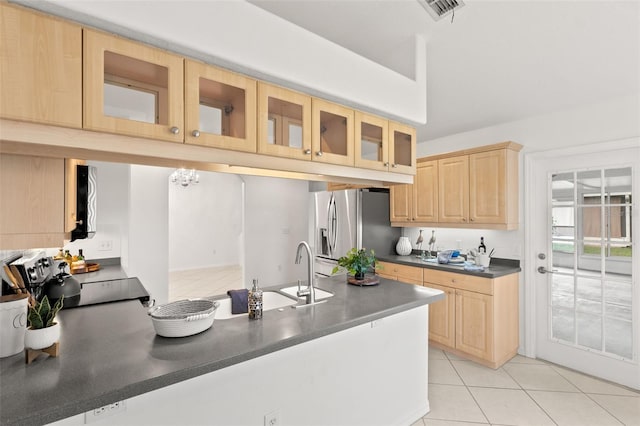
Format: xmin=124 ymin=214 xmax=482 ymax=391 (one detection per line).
xmin=0 ymin=276 xmax=443 ymax=426
xmin=376 ymin=253 xmax=521 ymax=278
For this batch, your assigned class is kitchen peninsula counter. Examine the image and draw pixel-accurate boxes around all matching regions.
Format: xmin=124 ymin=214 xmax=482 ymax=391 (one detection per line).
xmin=377 ymin=254 xmax=521 ymax=278
xmin=0 ymin=276 xmax=443 ymax=426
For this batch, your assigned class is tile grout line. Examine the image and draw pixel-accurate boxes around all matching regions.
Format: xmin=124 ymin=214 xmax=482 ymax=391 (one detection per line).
xmin=501 ymin=360 xmax=560 ymax=426
xmin=445 ymin=353 xmax=492 ymax=425
xmin=551 ymin=365 xmax=633 ymax=426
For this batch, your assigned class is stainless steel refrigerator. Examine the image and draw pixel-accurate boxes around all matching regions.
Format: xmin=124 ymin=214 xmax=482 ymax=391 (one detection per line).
xmin=313 ymin=188 xmax=400 ymax=276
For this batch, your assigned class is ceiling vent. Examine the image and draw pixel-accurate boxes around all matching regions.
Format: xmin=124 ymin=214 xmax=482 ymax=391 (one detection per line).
xmin=417 ymin=0 xmax=465 ymax=21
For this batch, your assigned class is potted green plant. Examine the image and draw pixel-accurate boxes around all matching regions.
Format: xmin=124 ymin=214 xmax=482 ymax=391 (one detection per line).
xmin=332 ymin=248 xmax=376 ymax=280
xmin=24 ymin=295 xmax=64 ymax=350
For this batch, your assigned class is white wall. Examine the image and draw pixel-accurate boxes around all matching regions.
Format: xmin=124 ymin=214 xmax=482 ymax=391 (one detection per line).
xmin=243 ymin=176 xmax=310 ymax=287
xmin=126 ymin=165 xmax=170 ymax=305
xmin=168 ymin=171 xmax=243 ymax=272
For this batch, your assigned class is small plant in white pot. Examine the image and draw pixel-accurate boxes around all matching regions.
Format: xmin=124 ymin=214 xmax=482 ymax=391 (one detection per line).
xmin=25 ymin=295 xmax=64 ymax=350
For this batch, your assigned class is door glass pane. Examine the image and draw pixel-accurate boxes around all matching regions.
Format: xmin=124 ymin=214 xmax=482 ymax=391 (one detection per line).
xmin=605 ymin=317 xmax=633 ymax=359
xmin=576 ymin=277 xmax=602 ymax=314
xmin=551 ymin=274 xmax=574 ymax=309
xmin=552 ymin=307 xmax=575 ymax=342
xmin=577 ymin=312 xmax=602 ymax=350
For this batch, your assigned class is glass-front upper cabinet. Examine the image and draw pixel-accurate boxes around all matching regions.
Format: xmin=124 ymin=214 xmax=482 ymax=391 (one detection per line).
xmin=312 ymin=99 xmax=354 ymax=166
xmin=354 ymin=111 xmax=389 ymax=172
xmin=185 ymin=60 xmax=256 ymax=152
xmin=389 ymin=121 xmax=416 ymax=175
xmin=83 ymin=29 xmax=184 ymax=142
xmin=257 ymin=82 xmax=311 ymax=159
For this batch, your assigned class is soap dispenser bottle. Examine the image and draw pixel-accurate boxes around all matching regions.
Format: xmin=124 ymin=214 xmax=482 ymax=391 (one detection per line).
xmin=248 ymin=279 xmax=263 ymax=320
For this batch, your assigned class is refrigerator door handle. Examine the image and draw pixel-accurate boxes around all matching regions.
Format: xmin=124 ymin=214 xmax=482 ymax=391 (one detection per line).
xmin=328 ymin=194 xmax=338 ymax=258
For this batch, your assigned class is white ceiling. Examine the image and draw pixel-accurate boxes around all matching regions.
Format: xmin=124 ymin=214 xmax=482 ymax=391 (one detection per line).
xmin=249 ymin=0 xmax=640 ymax=141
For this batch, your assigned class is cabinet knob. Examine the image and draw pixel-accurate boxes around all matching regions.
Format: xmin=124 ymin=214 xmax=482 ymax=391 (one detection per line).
xmin=462 ymin=218 xmax=467 ymax=222
xmin=391 ymin=163 xmax=398 ymax=168
xmin=191 ymin=130 xmax=200 ymax=137
xmin=303 ymin=149 xmax=311 ymax=155
xmin=383 ymin=162 xmax=389 ymax=167
xmin=170 ymin=126 xmax=180 ymax=135
xmin=470 ymin=218 xmax=474 ymax=222
xmin=316 ymin=151 xmax=323 ymax=157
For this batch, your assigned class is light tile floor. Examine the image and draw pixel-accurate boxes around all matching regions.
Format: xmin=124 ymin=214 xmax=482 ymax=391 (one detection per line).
xmin=168 ymin=265 xmax=243 ymax=301
xmin=413 ymin=348 xmax=640 ymax=426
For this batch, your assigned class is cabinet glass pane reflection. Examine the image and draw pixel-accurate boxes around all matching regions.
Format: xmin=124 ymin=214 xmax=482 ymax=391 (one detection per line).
xmin=267 ymin=97 xmax=303 ymax=148
xmin=103 ymin=51 xmax=168 ymax=124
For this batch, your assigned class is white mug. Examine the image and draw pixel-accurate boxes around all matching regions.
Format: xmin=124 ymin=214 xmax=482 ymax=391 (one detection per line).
xmin=477 ymin=253 xmax=491 ymax=267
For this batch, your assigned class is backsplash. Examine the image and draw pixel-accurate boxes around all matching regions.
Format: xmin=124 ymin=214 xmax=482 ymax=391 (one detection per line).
xmin=399 ymin=227 xmax=522 ymax=260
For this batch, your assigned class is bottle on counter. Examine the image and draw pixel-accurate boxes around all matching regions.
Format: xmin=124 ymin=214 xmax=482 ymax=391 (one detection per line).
xmin=478 ymin=237 xmax=487 ymax=254
xmin=64 ymin=250 xmax=73 ymax=273
xmin=54 ymin=248 xmax=65 ymax=260
xmin=248 ymin=279 xmax=263 ymax=320
xmin=72 ymin=249 xmax=86 ymax=272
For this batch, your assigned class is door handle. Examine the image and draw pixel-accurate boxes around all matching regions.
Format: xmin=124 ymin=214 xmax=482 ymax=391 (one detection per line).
xmin=537 ymin=266 xmax=558 ymax=274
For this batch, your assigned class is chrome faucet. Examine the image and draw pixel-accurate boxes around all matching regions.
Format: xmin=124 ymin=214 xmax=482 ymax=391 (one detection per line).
xmin=294 ymin=241 xmax=316 ymax=304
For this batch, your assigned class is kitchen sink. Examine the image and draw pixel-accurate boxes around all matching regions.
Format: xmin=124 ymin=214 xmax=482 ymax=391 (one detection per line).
xmin=279 ymin=286 xmax=334 ymax=301
xmin=215 ymin=291 xmax=297 ymax=320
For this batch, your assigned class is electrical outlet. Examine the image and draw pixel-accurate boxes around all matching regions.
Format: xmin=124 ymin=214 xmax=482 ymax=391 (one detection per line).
xmin=264 ymin=410 xmax=280 ymax=426
xmin=98 ymin=240 xmax=113 ymax=251
xmin=84 ymin=400 xmax=126 ymax=424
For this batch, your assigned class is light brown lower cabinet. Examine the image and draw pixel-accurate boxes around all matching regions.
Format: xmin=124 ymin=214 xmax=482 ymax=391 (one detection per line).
xmin=424 ymin=269 xmax=519 ymax=369
xmin=375 ymin=261 xmax=423 ymax=286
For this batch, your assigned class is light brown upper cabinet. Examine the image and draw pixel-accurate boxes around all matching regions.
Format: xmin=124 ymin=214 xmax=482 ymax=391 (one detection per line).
xmin=393 ymin=142 xmax=521 ymax=229
xmin=0 ymin=154 xmax=66 ymax=249
xmin=438 ymin=154 xmax=470 ymax=224
xmin=439 ymin=146 xmax=520 ymax=228
xmin=390 ymin=160 xmax=438 ymax=223
xmin=312 ymin=99 xmax=354 ymax=166
xmin=469 ymin=149 xmax=518 ymax=225
xmin=390 ymin=184 xmax=412 ymax=222
xmin=0 ymin=3 xmax=82 ymax=128
xmin=355 ymin=115 xmax=416 ymax=175
xmin=388 ymin=121 xmax=416 ymax=175
xmin=185 ymin=60 xmax=257 ymax=152
xmin=413 ymin=160 xmax=438 ymax=222
xmin=354 ymin=112 xmax=389 ymax=172
xmin=83 ymin=29 xmax=184 ymax=142
xmin=257 ymin=82 xmax=311 ymax=159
